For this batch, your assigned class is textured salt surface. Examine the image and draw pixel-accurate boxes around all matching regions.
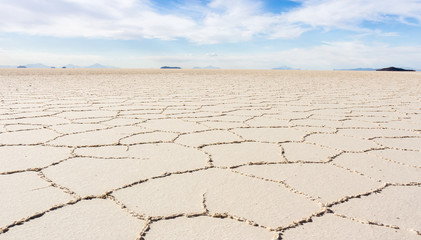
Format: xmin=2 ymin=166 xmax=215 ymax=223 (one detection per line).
xmin=0 ymin=69 xmax=420 ymax=239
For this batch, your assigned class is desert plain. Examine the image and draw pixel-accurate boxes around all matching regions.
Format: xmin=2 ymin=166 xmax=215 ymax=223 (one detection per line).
xmin=0 ymin=69 xmax=420 ymax=239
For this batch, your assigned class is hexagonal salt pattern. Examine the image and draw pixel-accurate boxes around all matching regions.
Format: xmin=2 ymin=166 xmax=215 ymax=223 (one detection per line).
xmin=145 ymin=216 xmax=274 ymax=240
xmin=202 ymin=142 xmax=285 ymax=167
xmin=112 ymin=169 xmax=321 ymax=229
xmin=43 ymin=144 xmax=209 ymax=197
xmin=0 ymin=146 xmax=72 ymax=173
xmin=236 ymin=163 xmax=383 ymax=204
xmin=0 ymin=199 xmax=146 ymax=240
xmin=332 ymin=186 xmax=421 ymax=234
xmin=1 ymin=70 xmax=420 ymax=239
xmin=281 ymin=214 xmax=420 ymax=240
xmin=0 ymin=172 xmax=74 ymax=229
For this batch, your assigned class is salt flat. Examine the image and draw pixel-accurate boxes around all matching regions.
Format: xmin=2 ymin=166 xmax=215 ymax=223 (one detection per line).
xmin=0 ymin=69 xmax=420 ymax=239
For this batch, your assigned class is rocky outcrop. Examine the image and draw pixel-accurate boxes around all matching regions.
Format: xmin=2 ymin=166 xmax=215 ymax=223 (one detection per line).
xmin=161 ymin=66 xmax=181 ymax=69
xmin=376 ymin=67 xmax=415 ymax=72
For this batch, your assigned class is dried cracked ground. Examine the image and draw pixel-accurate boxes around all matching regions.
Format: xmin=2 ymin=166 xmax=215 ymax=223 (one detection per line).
xmin=0 ymin=69 xmax=421 ymax=240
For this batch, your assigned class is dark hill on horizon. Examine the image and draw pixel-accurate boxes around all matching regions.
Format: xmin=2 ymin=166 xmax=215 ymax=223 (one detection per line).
xmin=376 ymin=67 xmax=415 ymax=72
xmin=161 ymin=66 xmax=181 ymax=69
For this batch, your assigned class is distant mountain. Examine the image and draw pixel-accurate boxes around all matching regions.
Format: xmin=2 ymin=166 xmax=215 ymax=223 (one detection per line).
xmin=85 ymin=63 xmax=117 ymax=69
xmin=193 ymin=65 xmax=220 ymax=69
xmin=25 ymin=63 xmax=51 ymax=68
xmin=272 ymin=66 xmax=300 ymax=70
xmin=401 ymin=67 xmax=420 ymax=71
xmin=334 ymin=68 xmax=377 ymax=71
xmin=64 ymin=63 xmax=117 ymax=68
xmin=65 ymin=64 xmax=81 ymax=68
xmin=161 ymin=66 xmax=181 ymax=69
xmin=376 ymin=67 xmax=415 ymax=72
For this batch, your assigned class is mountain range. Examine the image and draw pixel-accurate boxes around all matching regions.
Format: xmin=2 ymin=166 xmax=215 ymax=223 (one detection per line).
xmin=272 ymin=66 xmax=301 ymax=70
xmin=193 ymin=65 xmax=220 ymax=69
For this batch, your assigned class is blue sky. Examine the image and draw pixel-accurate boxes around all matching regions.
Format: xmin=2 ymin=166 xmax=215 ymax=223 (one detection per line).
xmin=1 ymin=0 xmax=421 ymax=69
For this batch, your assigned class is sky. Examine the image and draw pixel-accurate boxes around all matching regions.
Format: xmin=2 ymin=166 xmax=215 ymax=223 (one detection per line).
xmin=1 ymin=0 xmax=421 ymax=69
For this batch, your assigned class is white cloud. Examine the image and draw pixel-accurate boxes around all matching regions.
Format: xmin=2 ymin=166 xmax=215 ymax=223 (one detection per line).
xmin=184 ymin=0 xmax=305 ymax=43
xmin=3 ymin=0 xmax=418 ymax=44
xmin=0 ymin=0 xmax=197 ymax=40
xmin=205 ymin=52 xmax=218 ymax=57
xmin=0 ymin=0 xmax=420 ymax=44
xmin=284 ymin=0 xmax=421 ymax=30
